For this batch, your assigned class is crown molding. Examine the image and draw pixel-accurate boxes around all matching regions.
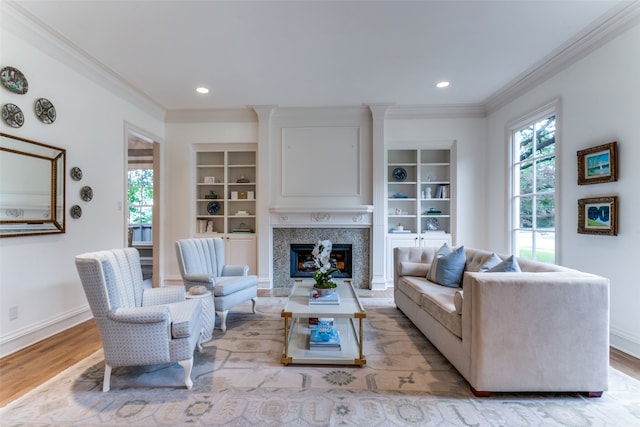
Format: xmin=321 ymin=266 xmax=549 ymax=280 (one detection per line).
xmin=484 ymin=1 xmax=640 ymax=115
xmin=386 ymin=104 xmax=486 ymax=119
xmin=3 ymin=1 xmax=167 ymax=121
xmin=165 ymin=109 xmax=257 ymax=123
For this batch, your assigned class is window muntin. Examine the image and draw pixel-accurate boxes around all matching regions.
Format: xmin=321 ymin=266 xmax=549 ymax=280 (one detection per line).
xmin=128 ymin=169 xmax=153 ymax=243
xmin=512 ymin=114 xmax=556 ymax=263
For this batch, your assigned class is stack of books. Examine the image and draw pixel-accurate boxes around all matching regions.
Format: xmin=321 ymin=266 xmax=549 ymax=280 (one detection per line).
xmin=308 ymin=318 xmax=341 ymax=351
xmin=309 ymin=290 xmax=341 ymax=305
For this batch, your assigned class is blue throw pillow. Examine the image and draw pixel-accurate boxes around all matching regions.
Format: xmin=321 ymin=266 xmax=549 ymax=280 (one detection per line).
xmin=426 ymin=245 xmax=466 ymax=287
xmin=488 ymin=255 xmax=521 ymax=272
xmin=426 ymin=243 xmax=451 ymax=281
xmin=478 ymin=253 xmax=502 ymax=272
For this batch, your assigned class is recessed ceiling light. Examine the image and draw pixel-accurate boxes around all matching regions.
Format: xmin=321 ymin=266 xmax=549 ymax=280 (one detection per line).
xmin=436 ymin=81 xmax=450 ymax=89
xmin=196 ymin=87 xmax=209 ymax=94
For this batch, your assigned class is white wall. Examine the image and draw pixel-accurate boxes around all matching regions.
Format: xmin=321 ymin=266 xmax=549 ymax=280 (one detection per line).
xmin=163 ymin=121 xmax=258 ymax=281
xmin=0 ymin=25 xmax=165 ymax=357
xmin=486 ymin=24 xmax=640 ymax=357
xmin=385 ymin=117 xmax=488 ymax=248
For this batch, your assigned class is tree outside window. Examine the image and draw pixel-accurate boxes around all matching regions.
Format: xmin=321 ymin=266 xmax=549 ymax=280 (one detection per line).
xmin=128 ymin=169 xmax=153 ymax=243
xmin=512 ymin=114 xmax=556 ymax=263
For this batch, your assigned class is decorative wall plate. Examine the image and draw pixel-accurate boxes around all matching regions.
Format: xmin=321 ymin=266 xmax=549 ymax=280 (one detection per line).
xmin=207 ymin=201 xmax=220 ymax=214
xmin=35 ymin=98 xmax=56 ymax=124
xmin=392 ymin=167 xmax=407 ymax=181
xmin=80 ymin=186 xmax=93 ymax=202
xmin=1 ymin=103 xmax=24 ymax=128
xmin=70 ymin=205 xmax=82 ymax=219
xmin=0 ymin=66 xmax=29 ymax=94
xmin=70 ymin=167 xmax=83 ymax=181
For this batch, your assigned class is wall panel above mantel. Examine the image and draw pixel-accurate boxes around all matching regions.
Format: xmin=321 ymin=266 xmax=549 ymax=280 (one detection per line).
xmin=281 ymin=126 xmax=360 ymax=197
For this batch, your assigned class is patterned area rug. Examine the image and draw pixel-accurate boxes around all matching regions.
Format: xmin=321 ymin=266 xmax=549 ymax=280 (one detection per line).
xmin=2 ymin=297 xmax=639 ymax=426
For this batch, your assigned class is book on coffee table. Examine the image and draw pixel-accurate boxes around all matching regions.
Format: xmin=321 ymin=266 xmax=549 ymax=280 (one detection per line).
xmin=309 ymin=320 xmax=341 ymax=350
xmin=308 ymin=291 xmax=341 ymax=305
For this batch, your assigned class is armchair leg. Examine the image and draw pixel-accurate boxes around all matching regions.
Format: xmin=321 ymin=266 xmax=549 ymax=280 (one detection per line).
xmin=102 ymin=363 xmax=112 ymax=392
xmin=178 ymin=358 xmax=194 ymax=390
xmin=251 ymin=297 xmax=257 ymax=313
xmin=216 ymin=310 xmax=229 ymax=333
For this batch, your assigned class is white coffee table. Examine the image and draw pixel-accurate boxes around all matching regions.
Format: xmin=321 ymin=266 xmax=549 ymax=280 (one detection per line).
xmin=280 ymin=280 xmax=366 ymax=366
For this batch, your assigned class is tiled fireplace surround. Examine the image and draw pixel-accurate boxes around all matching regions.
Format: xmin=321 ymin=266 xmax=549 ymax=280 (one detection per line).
xmin=272 ymin=227 xmax=370 ymax=289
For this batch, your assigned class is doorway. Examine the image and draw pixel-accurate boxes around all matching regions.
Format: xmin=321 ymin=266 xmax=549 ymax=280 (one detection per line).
xmin=127 ymin=129 xmax=160 ymax=286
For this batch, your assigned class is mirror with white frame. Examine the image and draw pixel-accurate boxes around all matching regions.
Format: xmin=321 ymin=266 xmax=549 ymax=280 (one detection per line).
xmin=0 ymin=133 xmax=66 ymax=237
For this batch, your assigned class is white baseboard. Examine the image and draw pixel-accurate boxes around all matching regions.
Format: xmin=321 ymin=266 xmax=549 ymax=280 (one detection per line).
xmin=610 ymin=327 xmax=640 ymax=359
xmin=370 ymin=277 xmax=388 ymax=291
xmin=0 ymin=305 xmax=92 ymax=358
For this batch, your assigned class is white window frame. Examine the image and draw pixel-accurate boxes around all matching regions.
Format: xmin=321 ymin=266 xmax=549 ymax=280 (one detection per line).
xmin=507 ymin=99 xmax=560 ymax=263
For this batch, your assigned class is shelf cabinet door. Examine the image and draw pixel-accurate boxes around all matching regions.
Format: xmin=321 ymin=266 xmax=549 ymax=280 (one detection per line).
xmin=225 ymin=234 xmax=257 ymax=275
xmin=386 ymin=234 xmax=420 ymax=285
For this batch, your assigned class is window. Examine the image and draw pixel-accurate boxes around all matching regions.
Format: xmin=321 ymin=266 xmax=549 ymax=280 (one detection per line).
xmin=511 ymin=111 xmax=556 ymax=263
xmin=128 ymin=169 xmax=153 ymax=243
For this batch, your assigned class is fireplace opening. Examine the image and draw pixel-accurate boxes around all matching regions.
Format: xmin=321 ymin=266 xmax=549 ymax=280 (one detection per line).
xmin=290 ymin=244 xmax=352 ymax=279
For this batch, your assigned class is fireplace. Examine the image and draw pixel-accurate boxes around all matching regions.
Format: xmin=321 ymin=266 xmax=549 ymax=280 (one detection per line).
xmin=272 ymin=228 xmax=370 ymax=289
xmin=290 ymin=244 xmax=352 ymax=279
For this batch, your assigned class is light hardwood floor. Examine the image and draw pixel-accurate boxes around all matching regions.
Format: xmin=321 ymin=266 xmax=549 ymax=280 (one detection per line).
xmin=1 ymin=294 xmax=638 ymax=408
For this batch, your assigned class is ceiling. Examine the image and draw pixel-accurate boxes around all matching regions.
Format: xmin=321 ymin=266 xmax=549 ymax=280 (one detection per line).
xmin=9 ymin=0 xmax=632 ymax=112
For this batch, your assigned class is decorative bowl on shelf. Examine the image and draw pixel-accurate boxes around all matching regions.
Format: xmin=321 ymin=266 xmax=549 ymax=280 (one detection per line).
xmin=207 ymin=201 xmax=220 ymax=214
xmin=392 ymin=167 xmax=407 ymax=181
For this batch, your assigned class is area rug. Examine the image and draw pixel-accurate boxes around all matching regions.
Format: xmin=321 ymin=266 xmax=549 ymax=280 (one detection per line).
xmin=2 ymin=297 xmax=639 ymax=426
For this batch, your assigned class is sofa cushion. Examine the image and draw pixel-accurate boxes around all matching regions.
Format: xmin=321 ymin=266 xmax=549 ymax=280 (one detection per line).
xmin=427 ymin=245 xmax=466 ymax=287
xmin=397 ymin=276 xmax=437 ymax=307
xmin=488 ymin=255 xmax=521 ymax=272
xmin=420 ymin=288 xmax=462 ymax=339
xmin=399 ymin=261 xmax=430 ymax=277
xmin=454 ymin=290 xmax=463 ymax=315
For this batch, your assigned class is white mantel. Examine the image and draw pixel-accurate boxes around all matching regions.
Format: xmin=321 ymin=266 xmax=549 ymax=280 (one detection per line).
xmin=269 ymin=205 xmax=374 ymax=228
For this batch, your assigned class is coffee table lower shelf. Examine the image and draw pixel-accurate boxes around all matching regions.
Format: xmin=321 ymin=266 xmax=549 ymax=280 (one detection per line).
xmin=281 ymin=316 xmax=366 ymax=366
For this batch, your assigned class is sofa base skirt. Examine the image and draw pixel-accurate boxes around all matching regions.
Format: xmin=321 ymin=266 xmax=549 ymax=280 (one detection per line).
xmin=395 ymin=289 xmax=470 ymax=381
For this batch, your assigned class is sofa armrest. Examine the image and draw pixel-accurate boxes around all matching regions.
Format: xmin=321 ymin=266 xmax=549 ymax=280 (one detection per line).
xmin=463 ymin=271 xmax=609 ymax=392
xmin=222 ymin=264 xmax=249 ymax=276
xmin=393 ymin=247 xmax=436 ymax=288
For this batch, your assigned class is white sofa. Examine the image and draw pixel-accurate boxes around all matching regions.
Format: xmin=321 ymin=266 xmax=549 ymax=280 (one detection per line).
xmin=393 ymin=246 xmax=610 ymax=397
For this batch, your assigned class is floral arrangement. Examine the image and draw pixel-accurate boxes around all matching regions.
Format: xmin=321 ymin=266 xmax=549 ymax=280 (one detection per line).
xmin=311 ymin=239 xmax=339 ymax=289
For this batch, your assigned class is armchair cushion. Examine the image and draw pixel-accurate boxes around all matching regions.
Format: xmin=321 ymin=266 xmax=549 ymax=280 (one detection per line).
xmin=182 ymin=274 xmax=215 ymax=285
xmin=214 ymin=276 xmax=259 ymax=296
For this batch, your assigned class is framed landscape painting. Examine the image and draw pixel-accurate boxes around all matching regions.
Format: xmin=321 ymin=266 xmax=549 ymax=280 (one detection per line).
xmin=577 ymin=141 xmax=618 ymax=185
xmin=577 ymin=196 xmax=618 ymax=236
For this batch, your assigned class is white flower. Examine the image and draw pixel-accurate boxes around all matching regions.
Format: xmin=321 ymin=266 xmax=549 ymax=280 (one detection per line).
xmin=312 ymin=240 xmax=338 ymax=287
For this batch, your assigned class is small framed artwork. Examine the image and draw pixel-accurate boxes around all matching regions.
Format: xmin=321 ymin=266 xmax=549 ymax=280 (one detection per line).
xmin=577 ymin=141 xmax=618 ymax=185
xmin=577 ymin=196 xmax=618 ymax=236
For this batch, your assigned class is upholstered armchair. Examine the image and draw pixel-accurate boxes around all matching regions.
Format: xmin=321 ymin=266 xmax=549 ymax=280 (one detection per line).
xmin=75 ymin=248 xmax=203 ymax=392
xmin=175 ymin=237 xmax=258 ymax=332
